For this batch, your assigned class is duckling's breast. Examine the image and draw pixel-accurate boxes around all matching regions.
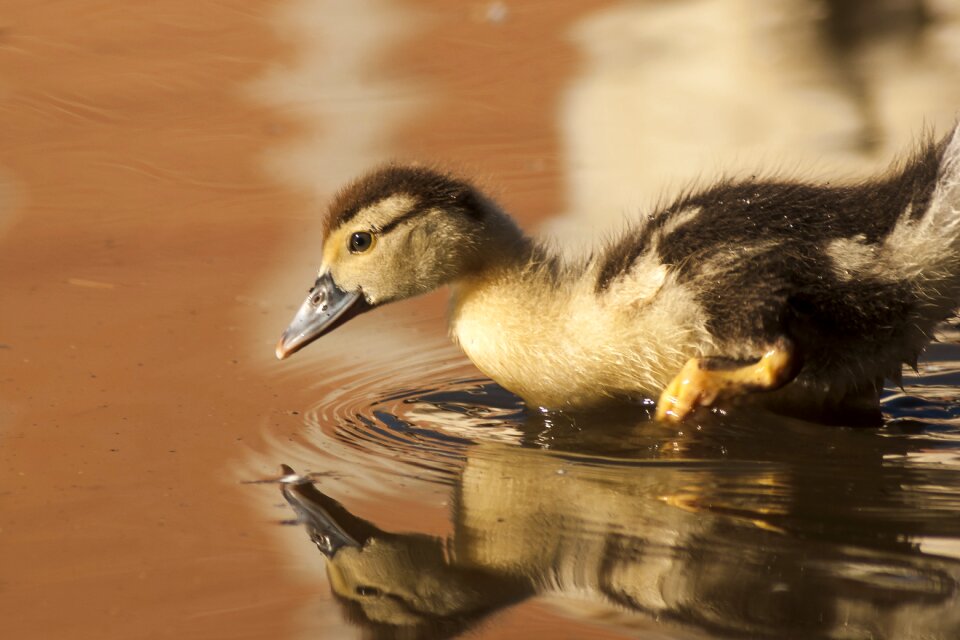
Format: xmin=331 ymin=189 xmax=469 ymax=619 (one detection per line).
xmin=450 ymin=285 xmax=606 ymax=407
xmin=449 ymin=269 xmax=707 ymax=409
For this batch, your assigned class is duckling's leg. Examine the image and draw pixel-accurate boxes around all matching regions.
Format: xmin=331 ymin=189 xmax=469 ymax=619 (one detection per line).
xmin=655 ymin=340 xmax=799 ymax=423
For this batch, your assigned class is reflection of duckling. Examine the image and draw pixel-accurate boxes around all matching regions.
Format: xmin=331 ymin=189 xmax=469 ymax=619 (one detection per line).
xmin=280 ymin=437 xmax=960 ymax=639
xmin=279 ymin=465 xmax=532 ymax=640
xmin=277 ymin=125 xmax=960 ymax=424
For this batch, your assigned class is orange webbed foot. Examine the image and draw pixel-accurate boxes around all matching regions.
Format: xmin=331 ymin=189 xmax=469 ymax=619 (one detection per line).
xmin=655 ymin=342 xmax=798 ymax=423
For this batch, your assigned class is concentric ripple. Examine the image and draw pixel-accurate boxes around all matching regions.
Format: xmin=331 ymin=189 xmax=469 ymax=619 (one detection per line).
xmin=266 ymin=326 xmax=528 ymax=488
xmin=305 ymin=373 xmax=527 ymax=485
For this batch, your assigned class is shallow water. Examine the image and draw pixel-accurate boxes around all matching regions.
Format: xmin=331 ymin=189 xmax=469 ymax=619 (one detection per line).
xmin=4 ymin=1 xmax=960 ymax=639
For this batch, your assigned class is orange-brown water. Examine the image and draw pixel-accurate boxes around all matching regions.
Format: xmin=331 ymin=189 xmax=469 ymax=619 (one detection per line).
xmin=3 ymin=1 xmax=960 ymax=639
xmin=0 ymin=2 xmax=306 ymax=638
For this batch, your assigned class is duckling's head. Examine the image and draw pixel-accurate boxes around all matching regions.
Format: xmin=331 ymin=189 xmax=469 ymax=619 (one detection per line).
xmin=277 ymin=165 xmax=518 ymax=359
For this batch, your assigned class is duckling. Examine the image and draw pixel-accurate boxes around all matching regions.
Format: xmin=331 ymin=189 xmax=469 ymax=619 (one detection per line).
xmin=277 ymin=123 xmax=960 ymax=424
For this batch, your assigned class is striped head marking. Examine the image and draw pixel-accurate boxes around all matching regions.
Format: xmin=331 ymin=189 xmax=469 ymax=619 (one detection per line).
xmin=322 ymin=165 xmax=489 ymax=305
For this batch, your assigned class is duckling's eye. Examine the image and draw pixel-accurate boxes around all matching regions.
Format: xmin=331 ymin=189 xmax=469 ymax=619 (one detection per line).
xmin=348 ymin=231 xmax=375 ymax=254
xmin=355 ymin=585 xmax=382 ymax=597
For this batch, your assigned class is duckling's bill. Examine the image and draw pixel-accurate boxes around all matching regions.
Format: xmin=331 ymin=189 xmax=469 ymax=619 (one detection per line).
xmin=275 ymin=271 xmax=371 ymax=360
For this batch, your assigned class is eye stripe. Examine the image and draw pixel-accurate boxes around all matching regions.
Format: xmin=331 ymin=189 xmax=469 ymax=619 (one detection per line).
xmin=379 ymin=207 xmax=429 ymax=234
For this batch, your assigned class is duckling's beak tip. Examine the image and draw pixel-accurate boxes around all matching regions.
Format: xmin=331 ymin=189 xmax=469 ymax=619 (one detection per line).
xmin=275 ymin=334 xmax=294 ymax=360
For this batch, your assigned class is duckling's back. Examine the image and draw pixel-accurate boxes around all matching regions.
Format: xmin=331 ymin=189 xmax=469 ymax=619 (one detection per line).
xmin=598 ymin=123 xmax=960 ymax=420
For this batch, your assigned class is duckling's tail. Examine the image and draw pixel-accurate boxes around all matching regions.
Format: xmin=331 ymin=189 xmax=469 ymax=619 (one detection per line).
xmin=809 ymin=124 xmax=960 ymax=397
xmin=917 ymin=122 xmax=960 ymax=238
xmin=883 ymin=123 xmax=960 ymax=295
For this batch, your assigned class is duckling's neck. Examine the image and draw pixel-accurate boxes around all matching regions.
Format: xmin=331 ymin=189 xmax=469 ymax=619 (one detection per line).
xmin=470 ymin=206 xmax=534 ymax=275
